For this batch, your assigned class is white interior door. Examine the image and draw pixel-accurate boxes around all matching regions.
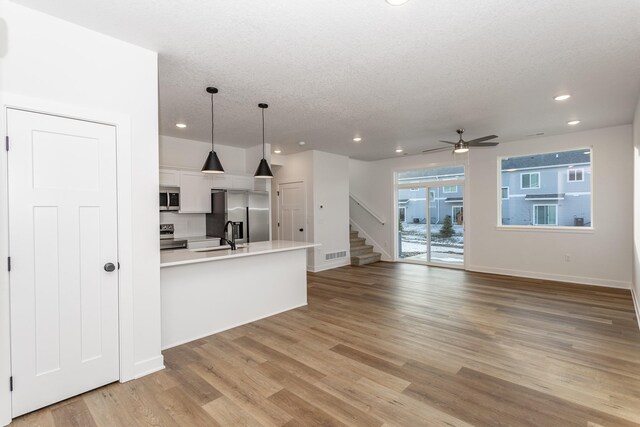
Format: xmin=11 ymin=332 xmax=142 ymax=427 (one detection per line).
xmin=278 ymin=181 xmax=306 ymax=242
xmin=7 ymin=109 xmax=120 ymax=417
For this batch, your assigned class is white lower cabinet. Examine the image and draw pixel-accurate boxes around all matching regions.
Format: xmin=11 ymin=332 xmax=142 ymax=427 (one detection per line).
xmin=179 ymin=171 xmax=212 ymax=213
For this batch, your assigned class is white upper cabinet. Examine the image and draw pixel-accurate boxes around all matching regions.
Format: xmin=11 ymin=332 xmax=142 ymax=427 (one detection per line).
xmin=179 ymin=171 xmax=212 ymax=213
xmin=233 ymin=175 xmax=254 ymax=190
xmin=211 ymin=174 xmax=254 ymax=190
xmin=159 ymin=168 xmax=180 ymax=187
xmin=212 ymin=174 xmax=234 ymax=189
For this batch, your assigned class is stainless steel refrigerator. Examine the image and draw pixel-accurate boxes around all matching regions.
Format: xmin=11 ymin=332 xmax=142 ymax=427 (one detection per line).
xmin=206 ymin=190 xmax=270 ymax=243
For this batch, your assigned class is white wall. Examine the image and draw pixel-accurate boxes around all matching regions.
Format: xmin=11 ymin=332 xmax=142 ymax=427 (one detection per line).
xmin=0 ymin=2 xmax=161 ymax=423
xmin=312 ymin=151 xmax=350 ymax=271
xmin=633 ymin=96 xmax=640 ymax=323
xmin=273 ymin=150 xmax=350 ymax=272
xmin=350 ymin=125 xmax=633 ymax=288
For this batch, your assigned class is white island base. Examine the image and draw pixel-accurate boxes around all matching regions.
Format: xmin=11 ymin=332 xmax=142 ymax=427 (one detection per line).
xmin=160 ymin=241 xmax=316 ymax=349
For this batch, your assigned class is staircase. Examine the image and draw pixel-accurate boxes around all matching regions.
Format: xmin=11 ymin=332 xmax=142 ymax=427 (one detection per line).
xmin=350 ymin=226 xmax=382 ymax=266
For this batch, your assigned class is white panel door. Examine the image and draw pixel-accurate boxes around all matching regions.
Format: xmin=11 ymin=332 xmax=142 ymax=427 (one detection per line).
xmin=278 ymin=182 xmax=306 ymax=242
xmin=8 ymin=109 xmax=119 ymax=417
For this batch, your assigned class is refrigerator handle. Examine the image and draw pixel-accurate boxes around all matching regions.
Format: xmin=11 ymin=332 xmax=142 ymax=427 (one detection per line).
xmin=246 ymin=206 xmax=250 ymax=243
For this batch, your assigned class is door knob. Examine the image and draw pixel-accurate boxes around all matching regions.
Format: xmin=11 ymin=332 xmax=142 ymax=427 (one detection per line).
xmin=104 ymin=263 xmax=116 ymax=272
xmin=299 ymin=228 xmax=304 ymax=232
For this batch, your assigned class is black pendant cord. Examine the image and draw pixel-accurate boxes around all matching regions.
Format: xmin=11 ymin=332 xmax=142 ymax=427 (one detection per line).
xmin=210 ymin=92 xmax=215 ymax=152
xmin=261 ymin=108 xmax=265 ymax=159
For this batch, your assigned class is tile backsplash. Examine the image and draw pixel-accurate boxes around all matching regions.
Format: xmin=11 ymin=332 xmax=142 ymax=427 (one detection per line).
xmin=159 ymin=212 xmax=206 ymax=238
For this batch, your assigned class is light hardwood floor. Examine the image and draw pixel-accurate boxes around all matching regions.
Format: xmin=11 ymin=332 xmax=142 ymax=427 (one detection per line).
xmin=13 ymin=262 xmax=640 ymax=426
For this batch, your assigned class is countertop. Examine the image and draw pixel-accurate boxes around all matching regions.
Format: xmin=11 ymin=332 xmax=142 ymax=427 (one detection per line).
xmin=160 ymin=240 xmax=318 ymax=268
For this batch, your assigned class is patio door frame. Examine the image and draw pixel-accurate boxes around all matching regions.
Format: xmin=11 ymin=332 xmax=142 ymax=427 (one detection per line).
xmin=393 ymin=163 xmax=467 ymax=270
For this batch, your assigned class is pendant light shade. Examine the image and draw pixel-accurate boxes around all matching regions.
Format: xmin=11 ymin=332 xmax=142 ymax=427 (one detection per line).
xmin=202 ymin=87 xmax=225 ymax=174
xmin=254 ymin=103 xmax=273 ymax=179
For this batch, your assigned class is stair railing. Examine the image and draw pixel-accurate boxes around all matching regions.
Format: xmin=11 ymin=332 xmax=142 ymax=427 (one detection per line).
xmin=349 ymin=193 xmax=385 ymax=225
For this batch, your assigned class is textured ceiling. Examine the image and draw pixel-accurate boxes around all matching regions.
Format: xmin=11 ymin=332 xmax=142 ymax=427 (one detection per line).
xmin=13 ymin=0 xmax=640 ymax=160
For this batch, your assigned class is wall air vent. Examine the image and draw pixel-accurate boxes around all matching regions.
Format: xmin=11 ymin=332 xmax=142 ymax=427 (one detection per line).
xmin=325 ymin=251 xmax=347 ymax=261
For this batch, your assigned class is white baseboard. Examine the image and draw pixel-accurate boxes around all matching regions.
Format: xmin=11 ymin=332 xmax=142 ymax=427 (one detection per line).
xmin=308 ymin=258 xmax=350 ymax=273
xmin=131 ymin=355 xmax=165 ymax=379
xmin=467 ymin=265 xmax=631 ymax=289
xmin=631 ymin=288 xmax=640 ymax=332
xmin=349 ymin=219 xmax=392 ymax=261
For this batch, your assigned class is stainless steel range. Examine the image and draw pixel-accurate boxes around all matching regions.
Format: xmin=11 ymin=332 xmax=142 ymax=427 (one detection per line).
xmin=159 ymin=224 xmax=187 ymax=250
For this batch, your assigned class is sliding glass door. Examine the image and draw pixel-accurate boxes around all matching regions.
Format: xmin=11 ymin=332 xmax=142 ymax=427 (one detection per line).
xmin=396 ymin=166 xmax=465 ymax=267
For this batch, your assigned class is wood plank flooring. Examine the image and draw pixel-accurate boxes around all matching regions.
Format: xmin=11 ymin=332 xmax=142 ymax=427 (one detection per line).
xmin=13 ymin=262 xmax=640 ymax=426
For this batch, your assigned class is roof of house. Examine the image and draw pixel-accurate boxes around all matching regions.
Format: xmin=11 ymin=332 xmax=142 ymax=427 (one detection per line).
xmin=501 ymin=150 xmax=590 ymax=170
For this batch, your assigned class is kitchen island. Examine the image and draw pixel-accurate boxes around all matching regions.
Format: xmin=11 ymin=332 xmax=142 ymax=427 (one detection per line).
xmin=160 ymin=240 xmax=317 ymax=349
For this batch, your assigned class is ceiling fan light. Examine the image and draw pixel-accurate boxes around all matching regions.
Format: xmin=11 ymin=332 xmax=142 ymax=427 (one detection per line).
xmin=454 ymin=142 xmax=469 ymax=154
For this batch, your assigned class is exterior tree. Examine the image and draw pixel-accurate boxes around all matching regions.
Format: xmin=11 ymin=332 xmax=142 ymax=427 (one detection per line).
xmin=440 ymin=215 xmax=454 ymax=238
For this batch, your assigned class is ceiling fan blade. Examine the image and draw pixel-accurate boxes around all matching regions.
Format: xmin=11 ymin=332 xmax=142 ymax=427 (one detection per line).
xmin=422 ymin=147 xmax=452 ymax=153
xmin=465 ymin=135 xmax=498 ymax=144
xmin=439 ymin=140 xmax=458 ymax=145
xmin=467 ymin=141 xmax=499 ymax=147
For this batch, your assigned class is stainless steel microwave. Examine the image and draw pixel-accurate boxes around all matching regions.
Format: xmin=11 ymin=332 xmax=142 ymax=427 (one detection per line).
xmin=160 ymin=189 xmax=180 ymax=211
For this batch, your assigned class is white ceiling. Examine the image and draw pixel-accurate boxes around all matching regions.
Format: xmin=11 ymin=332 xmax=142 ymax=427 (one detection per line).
xmin=14 ymin=0 xmax=640 ymax=160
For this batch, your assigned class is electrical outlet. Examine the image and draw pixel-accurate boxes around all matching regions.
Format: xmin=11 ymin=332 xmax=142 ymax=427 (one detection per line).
xmin=565 ymin=254 xmax=571 ymax=262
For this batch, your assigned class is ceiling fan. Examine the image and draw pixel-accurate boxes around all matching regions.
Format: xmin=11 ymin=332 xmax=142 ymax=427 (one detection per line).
xmin=422 ymin=129 xmax=499 ymax=154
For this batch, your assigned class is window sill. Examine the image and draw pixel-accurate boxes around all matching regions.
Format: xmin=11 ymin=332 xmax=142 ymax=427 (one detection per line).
xmin=496 ymin=225 xmax=595 ymax=234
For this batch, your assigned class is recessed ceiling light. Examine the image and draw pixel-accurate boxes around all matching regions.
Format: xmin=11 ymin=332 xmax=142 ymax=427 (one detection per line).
xmin=176 ymin=123 xmax=187 ymax=128
xmin=298 ymin=141 xmax=306 ymax=146
xmin=567 ymin=120 xmax=581 ymax=125
xmin=554 ymin=94 xmax=571 ymax=101
xmin=395 ymin=148 xmax=403 ymax=153
xmin=386 ymin=0 xmax=410 ymax=5
xmin=353 ymin=137 xmax=362 ymax=142
xmin=273 ymin=149 xmax=281 ymax=154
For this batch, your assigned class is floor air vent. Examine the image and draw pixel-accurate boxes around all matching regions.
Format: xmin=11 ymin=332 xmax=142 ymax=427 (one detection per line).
xmin=325 ymin=251 xmax=347 ymax=261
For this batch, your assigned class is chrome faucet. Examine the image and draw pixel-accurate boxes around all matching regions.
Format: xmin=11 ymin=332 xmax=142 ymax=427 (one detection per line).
xmin=221 ymin=220 xmax=237 ymax=250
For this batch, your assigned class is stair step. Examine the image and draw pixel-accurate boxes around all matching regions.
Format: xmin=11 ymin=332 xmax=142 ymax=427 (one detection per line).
xmin=351 ymin=252 xmax=381 ymax=266
xmin=349 ymin=231 xmax=359 ymax=238
xmin=350 ymin=245 xmax=373 ymax=256
xmin=350 ymin=237 xmax=366 ymax=246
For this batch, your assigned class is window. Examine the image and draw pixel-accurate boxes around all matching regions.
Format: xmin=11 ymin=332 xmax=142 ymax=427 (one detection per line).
xmin=397 ymin=165 xmax=464 ymax=184
xmin=500 ymin=149 xmax=591 ymax=227
xmin=568 ymin=168 xmax=584 ymax=182
xmin=452 ymin=206 xmax=463 ymax=225
xmin=533 ymin=205 xmax=557 ymax=225
xmin=521 ymin=172 xmax=540 ymax=189
xmin=443 ymin=186 xmax=457 ymax=193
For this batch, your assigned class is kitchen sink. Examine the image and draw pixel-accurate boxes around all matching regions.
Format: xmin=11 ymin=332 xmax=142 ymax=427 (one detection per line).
xmin=190 ymin=244 xmax=246 ymax=252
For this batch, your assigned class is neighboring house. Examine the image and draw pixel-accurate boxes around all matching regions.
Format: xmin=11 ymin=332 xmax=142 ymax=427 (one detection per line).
xmin=399 ymin=186 xmax=463 ymax=225
xmin=501 ymin=150 xmax=591 ymax=226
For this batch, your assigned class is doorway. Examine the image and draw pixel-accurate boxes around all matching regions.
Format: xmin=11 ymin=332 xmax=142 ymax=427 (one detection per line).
xmin=396 ymin=165 xmax=465 ymax=267
xmin=278 ymin=181 xmax=306 ymax=242
xmin=7 ymin=109 xmax=120 ymax=416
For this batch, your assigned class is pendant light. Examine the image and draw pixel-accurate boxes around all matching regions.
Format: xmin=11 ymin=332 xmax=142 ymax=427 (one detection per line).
xmin=254 ymin=103 xmax=273 ymax=178
xmin=201 ymin=87 xmax=225 ymax=174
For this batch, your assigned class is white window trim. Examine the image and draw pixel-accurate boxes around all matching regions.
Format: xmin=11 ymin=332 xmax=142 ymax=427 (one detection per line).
xmin=501 ymin=186 xmax=509 ymax=200
xmin=443 ymin=185 xmax=457 ymax=193
xmin=567 ymin=168 xmax=584 ymax=182
xmin=520 ymin=172 xmax=540 ymax=189
xmin=533 ymin=204 xmax=558 ymax=226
